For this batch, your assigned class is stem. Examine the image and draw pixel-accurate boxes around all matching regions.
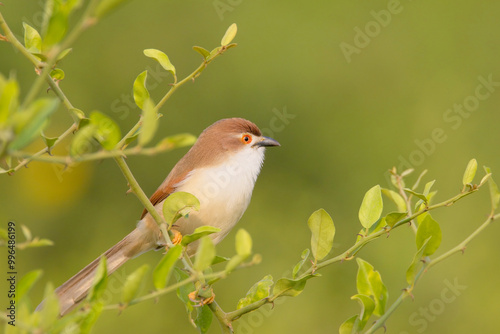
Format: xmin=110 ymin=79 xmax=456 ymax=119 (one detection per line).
xmin=208 ymin=301 xmax=233 ymax=334
xmin=113 ymin=156 xmax=173 ymax=247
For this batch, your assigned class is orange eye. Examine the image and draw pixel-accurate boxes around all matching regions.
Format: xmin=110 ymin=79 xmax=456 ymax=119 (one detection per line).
xmin=241 ymin=134 xmax=252 ymax=144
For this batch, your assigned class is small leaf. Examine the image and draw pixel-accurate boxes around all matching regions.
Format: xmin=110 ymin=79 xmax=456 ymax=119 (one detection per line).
xmin=195 ymin=305 xmax=213 ymax=333
xmin=292 ymin=249 xmax=310 ymax=279
xmin=416 ymin=214 xmax=442 ymax=256
xmin=156 ymin=133 xmax=197 ymax=151
xmin=221 ymin=23 xmax=237 ymax=46
xmin=162 ymin=192 xmax=200 ymax=227
xmin=9 ymin=98 xmax=59 ymax=151
xmin=122 ymin=264 xmax=149 ymax=304
xmin=384 ymin=211 xmax=407 ymax=228
xmin=90 ymin=111 xmax=121 ymax=149
xmin=351 ymin=294 xmax=375 ymax=331
xmin=94 ymin=0 xmax=130 ymax=18
xmin=403 ymin=188 xmax=428 ymax=202
xmin=133 ymin=70 xmax=150 ymax=110
xmin=381 ymin=188 xmax=406 ymax=212
xmin=194 ymin=236 xmax=216 ymax=272
xmin=356 ymin=258 xmax=388 ymax=317
xmin=50 ymin=68 xmax=65 ymax=81
xmin=463 ymin=159 xmax=478 ymax=186
xmin=237 ymin=275 xmax=273 ymax=309
xmin=411 ymin=169 xmax=428 ymax=190
xmin=339 ymin=315 xmax=358 ymax=334
xmin=56 ymin=48 xmax=72 ymax=63
xmin=0 ymin=77 xmax=20 ymax=124
xmin=42 ymin=133 xmax=58 ymax=151
xmin=359 ymin=185 xmax=383 ymax=229
xmin=484 ymin=167 xmax=500 ymax=211
xmin=272 ymin=274 xmax=316 ymax=298
xmin=193 ymin=46 xmax=210 ymax=60
xmin=23 ymin=22 xmax=42 ymax=53
xmin=235 ymin=228 xmax=252 ymax=258
xmin=406 ymin=237 xmax=430 ymax=285
xmin=70 ymin=123 xmax=96 ymax=156
xmin=18 ymin=270 xmax=43 ymax=300
xmin=422 ymin=180 xmax=436 ymax=197
xmin=87 ymin=256 xmax=108 ymax=302
xmin=39 ymin=283 xmax=60 ymax=330
xmin=175 ymin=268 xmax=195 ymax=313
xmin=212 ymin=255 xmax=230 ymax=265
xmin=23 ymin=238 xmax=54 ymax=248
xmin=138 ymin=98 xmax=157 ymax=146
xmin=480 ymin=173 xmax=492 ymax=187
xmin=208 ymin=46 xmax=222 ymax=61
xmin=21 ymin=224 xmax=32 ymax=241
xmin=153 ymin=245 xmax=182 ymax=290
xmin=181 ymin=226 xmax=221 ymax=246
xmin=143 ymin=49 xmax=176 ymax=79
xmin=308 ymin=209 xmax=335 ymax=262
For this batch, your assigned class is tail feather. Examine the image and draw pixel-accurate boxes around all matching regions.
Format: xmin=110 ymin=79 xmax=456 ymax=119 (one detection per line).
xmin=37 ymin=226 xmax=160 ymax=316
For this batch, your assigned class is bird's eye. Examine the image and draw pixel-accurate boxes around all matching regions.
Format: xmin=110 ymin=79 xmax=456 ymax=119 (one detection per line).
xmin=241 ymin=134 xmax=252 ymax=144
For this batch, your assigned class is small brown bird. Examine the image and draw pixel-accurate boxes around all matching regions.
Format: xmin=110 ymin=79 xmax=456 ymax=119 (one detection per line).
xmin=39 ymin=118 xmax=280 ymax=316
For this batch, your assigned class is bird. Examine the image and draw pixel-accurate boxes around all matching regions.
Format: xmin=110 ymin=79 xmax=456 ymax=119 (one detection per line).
xmin=39 ymin=118 xmax=280 ymax=316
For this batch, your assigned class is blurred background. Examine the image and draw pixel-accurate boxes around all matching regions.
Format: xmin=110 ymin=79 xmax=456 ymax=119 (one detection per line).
xmin=1 ymin=0 xmax=500 ymax=333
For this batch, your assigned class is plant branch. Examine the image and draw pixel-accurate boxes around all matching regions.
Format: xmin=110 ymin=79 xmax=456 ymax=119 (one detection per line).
xmin=208 ymin=300 xmax=233 ymax=334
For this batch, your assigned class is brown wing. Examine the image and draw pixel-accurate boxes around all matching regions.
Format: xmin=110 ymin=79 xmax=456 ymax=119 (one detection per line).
xmin=140 ymin=169 xmax=192 ymax=219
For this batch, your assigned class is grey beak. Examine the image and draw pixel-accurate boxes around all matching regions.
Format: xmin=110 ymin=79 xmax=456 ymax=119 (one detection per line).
xmin=254 ymin=136 xmax=280 ymax=147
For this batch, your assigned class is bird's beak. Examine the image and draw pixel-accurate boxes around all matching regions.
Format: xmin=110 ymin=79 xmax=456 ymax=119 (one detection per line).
xmin=254 ymin=136 xmax=281 ymax=147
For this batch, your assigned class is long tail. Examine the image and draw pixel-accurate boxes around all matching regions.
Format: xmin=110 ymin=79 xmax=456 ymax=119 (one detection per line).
xmin=37 ymin=225 xmax=160 ymax=316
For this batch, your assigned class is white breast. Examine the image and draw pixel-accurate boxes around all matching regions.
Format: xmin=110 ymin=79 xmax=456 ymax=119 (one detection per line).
xmin=173 ymin=146 xmax=266 ymax=248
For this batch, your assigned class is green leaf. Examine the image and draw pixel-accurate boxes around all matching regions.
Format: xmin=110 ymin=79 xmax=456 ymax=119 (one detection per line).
xmin=70 ymin=123 xmax=96 ymax=156
xmin=221 ymin=23 xmax=238 ymax=46
xmin=153 ymin=244 xmax=182 ymax=290
xmin=463 ymin=159 xmax=478 ymax=186
xmin=162 ymin=192 xmax=200 ymax=227
xmin=381 ymin=188 xmax=406 ymax=212
xmin=411 ymin=169 xmax=428 ymax=190
xmin=416 ymin=214 xmax=442 ymax=256
xmin=272 ymin=274 xmax=316 ymax=298
xmin=17 ymin=270 xmax=43 ymax=300
xmin=89 ymin=111 xmax=121 ymax=149
xmin=339 ymin=315 xmax=358 ymax=334
xmin=0 ymin=77 xmax=19 ymax=124
xmin=21 ymin=224 xmax=32 ymax=241
xmin=406 ymin=237 xmax=430 ymax=285
xmin=195 ymin=305 xmax=213 ymax=334
xmin=138 ymin=98 xmax=157 ymax=146
xmin=359 ymin=185 xmax=383 ymax=229
xmin=403 ymin=188 xmax=428 ymax=202
xmin=143 ymin=49 xmax=176 ymax=79
xmin=9 ymin=98 xmax=59 ymax=151
xmin=94 ymin=0 xmax=130 ymax=18
xmin=237 ymin=275 xmax=273 ymax=309
xmin=50 ymin=68 xmax=65 ymax=81
xmin=22 ymin=238 xmax=54 ymax=248
xmin=308 ymin=208 xmax=335 ymax=262
xmin=194 ymin=236 xmax=216 ymax=272
xmin=87 ymin=256 xmax=108 ymax=302
xmin=23 ymin=22 xmax=42 ymax=53
xmin=79 ymin=301 xmax=103 ymax=334
xmin=292 ymin=249 xmax=310 ymax=279
xmin=356 ymin=258 xmax=388 ymax=317
xmin=181 ymin=226 xmax=221 ymax=246
xmin=351 ymin=294 xmax=375 ymax=331
xmin=175 ymin=268 xmax=195 ymax=313
xmin=212 ymin=255 xmax=230 ymax=265
xmin=208 ymin=46 xmax=222 ymax=61
xmin=133 ymin=70 xmax=150 ymax=110
xmin=156 ymin=133 xmax=197 ymax=151
xmin=422 ymin=180 xmax=436 ymax=197
xmin=484 ymin=167 xmax=500 ymax=211
xmin=39 ymin=283 xmax=60 ymax=330
xmin=122 ymin=264 xmax=149 ymax=304
xmin=193 ymin=46 xmax=210 ymax=60
xmin=384 ymin=211 xmax=407 ymax=228
xmin=43 ymin=7 xmax=68 ymax=46
xmin=235 ymin=228 xmax=252 ymax=258
xmin=42 ymin=133 xmax=58 ymax=152
xmin=56 ymin=48 xmax=72 ymax=63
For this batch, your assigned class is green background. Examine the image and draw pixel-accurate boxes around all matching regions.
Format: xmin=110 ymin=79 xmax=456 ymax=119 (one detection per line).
xmin=1 ymin=0 xmax=500 ymax=333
